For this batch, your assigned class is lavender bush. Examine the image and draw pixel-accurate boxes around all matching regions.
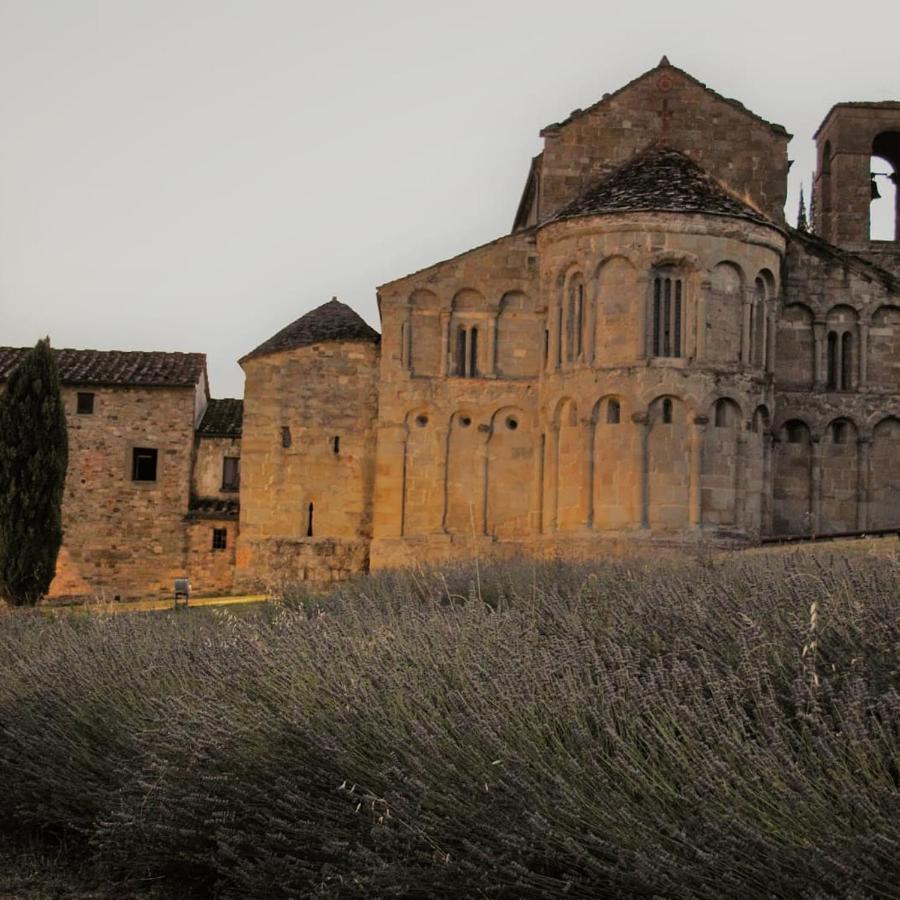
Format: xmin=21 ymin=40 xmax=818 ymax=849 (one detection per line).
xmin=0 ymin=550 xmax=897 ymax=897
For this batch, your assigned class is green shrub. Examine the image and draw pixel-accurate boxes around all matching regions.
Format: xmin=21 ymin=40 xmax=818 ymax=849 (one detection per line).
xmin=0 ymin=550 xmax=897 ymax=897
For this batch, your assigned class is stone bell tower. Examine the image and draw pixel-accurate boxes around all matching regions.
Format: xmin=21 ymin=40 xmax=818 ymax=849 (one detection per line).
xmin=813 ymin=102 xmax=900 ymax=276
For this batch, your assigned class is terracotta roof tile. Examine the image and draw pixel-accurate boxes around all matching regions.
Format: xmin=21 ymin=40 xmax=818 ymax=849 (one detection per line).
xmin=0 ymin=347 xmax=206 ymax=387
xmin=552 ymin=147 xmax=773 ymax=226
xmin=241 ymin=299 xmax=380 ymax=363
xmin=198 ymin=398 xmax=243 ymax=438
xmin=187 ymin=497 xmax=239 ymax=520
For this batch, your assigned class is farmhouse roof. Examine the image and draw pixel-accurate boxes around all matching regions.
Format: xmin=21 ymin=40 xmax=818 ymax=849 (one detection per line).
xmin=241 ymin=298 xmax=380 ymax=363
xmin=197 ymin=398 xmax=243 ymax=438
xmin=0 ymin=347 xmax=206 ymax=388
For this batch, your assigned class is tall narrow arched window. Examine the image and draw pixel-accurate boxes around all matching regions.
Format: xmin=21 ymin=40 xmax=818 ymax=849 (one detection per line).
xmin=651 ymin=271 xmax=683 ymax=358
xmin=469 ymin=327 xmax=479 ymax=377
xmin=841 ymin=332 xmax=853 ymax=391
xmin=606 ymin=399 xmax=620 ymax=424
xmin=826 ymin=331 xmax=838 ymax=390
xmin=455 ymin=327 xmax=467 ymax=376
xmin=306 ymin=502 xmax=314 ymax=538
xmin=662 ymin=398 xmax=673 ymax=424
xmin=566 ymin=274 xmax=585 ymax=362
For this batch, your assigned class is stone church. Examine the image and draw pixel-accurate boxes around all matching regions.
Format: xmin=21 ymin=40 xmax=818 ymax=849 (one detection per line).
xmin=3 ymin=58 xmax=900 ymax=599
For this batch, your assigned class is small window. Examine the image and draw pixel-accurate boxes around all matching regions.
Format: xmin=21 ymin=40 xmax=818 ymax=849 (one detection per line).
xmin=831 ymin=421 xmax=849 ymax=445
xmin=416 ymin=414 xmax=428 ymax=427
xmin=714 ymin=400 xmax=732 ymax=428
xmin=76 ymin=392 xmax=94 ymax=415
xmin=786 ymin=421 xmax=807 ymax=444
xmin=222 ymin=457 xmax=240 ymax=492
xmin=506 ymin=416 xmax=518 ymax=431
xmin=132 ymin=448 xmax=158 ymax=482
xmin=460 ymin=415 xmax=471 ymax=428
xmin=306 ymin=502 xmax=314 ymax=538
xmin=331 ymin=435 xmax=340 ymax=455
xmin=281 ymin=426 xmax=292 ymax=448
xmin=455 ymin=327 xmax=467 ymax=376
xmin=212 ymin=528 xmax=227 ymax=550
xmin=662 ymin=398 xmax=673 ymax=424
xmin=469 ymin=327 xmax=479 ymax=377
xmin=651 ymin=274 xmax=684 ymax=359
xmin=606 ymin=399 xmax=621 ymax=425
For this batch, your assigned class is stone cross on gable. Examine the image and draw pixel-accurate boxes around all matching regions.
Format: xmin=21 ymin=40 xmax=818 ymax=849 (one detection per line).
xmin=656 ymin=72 xmax=675 ymax=134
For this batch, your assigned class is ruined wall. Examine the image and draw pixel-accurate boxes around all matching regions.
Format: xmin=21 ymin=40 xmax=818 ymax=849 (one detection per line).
xmin=235 ymin=340 xmax=379 ymax=588
xmin=47 ymin=385 xmax=199 ymax=600
xmin=536 ymin=64 xmax=789 ymax=225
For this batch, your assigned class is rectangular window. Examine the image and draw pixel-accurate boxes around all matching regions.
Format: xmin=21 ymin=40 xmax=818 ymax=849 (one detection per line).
xmin=212 ymin=528 xmax=227 ymax=550
xmin=331 ymin=435 xmax=340 ymax=455
xmin=132 ymin=448 xmax=158 ymax=482
xmin=281 ymin=426 xmax=292 ymax=448
xmin=222 ymin=456 xmax=240 ymax=492
xmin=76 ymin=392 xmax=94 ymax=415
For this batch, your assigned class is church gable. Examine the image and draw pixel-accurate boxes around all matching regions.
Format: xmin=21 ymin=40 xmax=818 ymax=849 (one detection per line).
xmin=532 ymin=59 xmax=790 ymax=228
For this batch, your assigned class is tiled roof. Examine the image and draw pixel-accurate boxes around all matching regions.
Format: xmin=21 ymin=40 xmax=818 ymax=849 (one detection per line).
xmin=0 ymin=347 xmax=206 ymax=387
xmin=198 ymin=398 xmax=243 ymax=438
xmin=241 ymin=298 xmax=380 ymax=363
xmin=542 ymin=57 xmax=789 ymax=137
xmin=187 ymin=497 xmax=240 ymax=520
xmin=552 ymin=148 xmax=772 ymax=226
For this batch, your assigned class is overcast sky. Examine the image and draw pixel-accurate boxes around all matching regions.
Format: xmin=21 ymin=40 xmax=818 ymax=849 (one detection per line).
xmin=1 ymin=0 xmax=897 ymax=397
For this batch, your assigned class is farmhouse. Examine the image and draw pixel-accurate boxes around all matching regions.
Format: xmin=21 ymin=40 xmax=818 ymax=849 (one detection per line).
xmin=3 ymin=58 xmax=900 ymax=599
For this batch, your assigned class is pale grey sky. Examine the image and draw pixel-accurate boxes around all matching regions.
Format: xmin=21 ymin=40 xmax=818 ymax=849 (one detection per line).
xmin=1 ymin=0 xmax=897 ymax=397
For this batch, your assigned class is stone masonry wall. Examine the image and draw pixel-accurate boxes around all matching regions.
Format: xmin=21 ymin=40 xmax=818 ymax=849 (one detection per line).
xmin=48 ymin=384 xmax=200 ymax=600
xmin=235 ymin=340 xmax=379 ymax=589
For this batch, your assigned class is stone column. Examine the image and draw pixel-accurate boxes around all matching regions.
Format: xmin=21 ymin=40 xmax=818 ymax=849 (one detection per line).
xmin=813 ymin=320 xmax=827 ymax=390
xmin=734 ymin=429 xmax=749 ymax=529
xmin=633 ymin=412 xmax=650 ymax=528
xmin=856 ymin=437 xmax=871 ymax=531
xmin=581 ymin=416 xmax=595 ymax=528
xmin=440 ymin=313 xmax=450 ymax=376
xmin=694 ymin=279 xmax=710 ymax=361
xmin=486 ymin=315 xmax=497 ymax=377
xmin=741 ymin=292 xmax=754 ymax=365
xmin=638 ymin=276 xmax=651 ymax=360
xmin=766 ymin=304 xmax=777 ymax=374
xmin=534 ymin=432 xmax=546 ymax=535
xmin=811 ymin=437 xmax=823 ymax=535
xmin=689 ymin=415 xmax=708 ymax=528
xmin=476 ymin=423 xmax=490 ymax=536
xmin=762 ymin=431 xmax=775 ymax=537
xmin=403 ymin=309 xmax=412 ymax=373
xmin=544 ymin=424 xmax=559 ymax=533
xmin=858 ymin=322 xmax=869 ymax=391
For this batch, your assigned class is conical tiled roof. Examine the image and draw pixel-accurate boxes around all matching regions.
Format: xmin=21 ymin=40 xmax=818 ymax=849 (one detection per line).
xmin=241 ymin=298 xmax=380 ymax=363
xmin=553 ymin=148 xmax=773 ymax=226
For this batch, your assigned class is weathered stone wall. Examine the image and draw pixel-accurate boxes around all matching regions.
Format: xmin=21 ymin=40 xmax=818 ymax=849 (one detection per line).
xmin=235 ymin=340 xmax=379 ymax=589
xmin=535 ymin=64 xmax=789 ymax=226
xmin=192 ymin=436 xmax=241 ymax=499
xmin=186 ymin=518 xmax=237 ymax=595
xmin=371 ymin=211 xmax=785 ymax=569
xmin=772 ymin=235 xmax=900 ymax=534
xmin=47 ymin=384 xmax=200 ymax=600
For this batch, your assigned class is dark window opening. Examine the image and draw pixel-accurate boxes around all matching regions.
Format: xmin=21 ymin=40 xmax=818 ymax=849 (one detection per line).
xmin=652 ymin=275 xmax=683 ymax=358
xmin=786 ymin=421 xmax=807 ymax=444
xmin=841 ymin=332 xmax=853 ymax=391
xmin=306 ymin=502 xmax=314 ymax=538
xmin=222 ymin=456 xmax=240 ymax=492
xmin=76 ymin=392 xmax=94 ymax=415
xmin=607 ymin=399 xmax=621 ymax=424
xmin=132 ymin=448 xmax=158 ymax=482
xmin=543 ymin=329 xmax=549 ymax=367
xmin=332 ymin=435 xmax=340 ymax=455
xmin=506 ymin=416 xmax=518 ymax=431
xmin=212 ymin=528 xmax=227 ymax=550
xmin=469 ymin=327 xmax=479 ymax=377
xmin=556 ymin=306 xmax=563 ymax=368
xmin=714 ymin=400 xmax=731 ymax=428
xmin=281 ymin=426 xmax=292 ymax=448
xmin=455 ymin=327 xmax=467 ymax=376
xmin=662 ymin=398 xmax=673 ymax=424
xmin=416 ymin=414 xmax=428 ymax=427
xmin=460 ymin=415 xmax=471 ymax=428
xmin=826 ymin=331 xmax=838 ymax=390
xmin=831 ymin=421 xmax=849 ymax=445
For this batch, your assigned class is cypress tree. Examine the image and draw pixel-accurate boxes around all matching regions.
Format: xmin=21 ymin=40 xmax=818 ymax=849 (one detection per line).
xmin=0 ymin=338 xmax=68 ymax=606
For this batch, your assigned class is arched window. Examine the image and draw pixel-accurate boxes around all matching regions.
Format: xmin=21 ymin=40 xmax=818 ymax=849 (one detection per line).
xmin=662 ymin=398 xmax=673 ymax=424
xmin=566 ymin=275 xmax=585 ymax=362
xmin=454 ymin=326 xmax=479 ymax=378
xmin=785 ymin=421 xmax=807 ymax=444
xmin=606 ymin=399 xmax=620 ymax=424
xmin=469 ymin=327 xmax=479 ymax=377
xmin=870 ymin=132 xmax=899 ymax=242
xmin=651 ymin=271 xmax=683 ymax=358
xmin=831 ymin=420 xmax=849 ymax=444
xmin=714 ymin=400 xmax=728 ymax=427
xmin=306 ymin=502 xmax=314 ymax=538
